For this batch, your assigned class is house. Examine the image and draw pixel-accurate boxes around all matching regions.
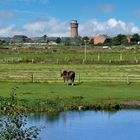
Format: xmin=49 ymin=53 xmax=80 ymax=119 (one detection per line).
xmin=90 ymin=35 xmax=111 ymax=45
xmin=12 ymin=35 xmax=33 ymax=43
xmin=127 ymin=35 xmax=133 ymax=43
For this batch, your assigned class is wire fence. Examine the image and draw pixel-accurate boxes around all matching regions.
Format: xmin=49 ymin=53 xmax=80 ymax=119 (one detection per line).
xmin=0 ymin=71 xmax=140 ymax=83
xmin=0 ymin=57 xmax=140 ymax=65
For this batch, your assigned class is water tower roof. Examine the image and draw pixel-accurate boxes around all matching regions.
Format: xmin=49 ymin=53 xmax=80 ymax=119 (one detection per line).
xmin=71 ymin=20 xmax=77 ymax=24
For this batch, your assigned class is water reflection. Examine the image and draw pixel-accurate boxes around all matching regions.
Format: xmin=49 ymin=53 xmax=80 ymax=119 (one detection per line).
xmin=28 ymin=112 xmax=61 ymax=123
xmin=28 ymin=110 xmax=118 ymax=123
xmin=27 ymin=110 xmax=140 ymax=140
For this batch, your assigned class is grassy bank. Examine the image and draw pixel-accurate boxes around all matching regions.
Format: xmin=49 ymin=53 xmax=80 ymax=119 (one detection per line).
xmin=0 ymin=82 xmax=140 ymax=112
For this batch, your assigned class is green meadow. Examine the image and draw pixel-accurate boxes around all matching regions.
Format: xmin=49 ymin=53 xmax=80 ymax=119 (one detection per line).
xmin=0 ymin=63 xmax=140 ymax=112
xmin=0 ymin=81 xmax=140 ymax=102
xmin=0 ymin=47 xmax=140 ymax=63
xmin=0 ymin=47 xmax=140 ymax=112
xmin=0 ymin=63 xmax=140 ymax=82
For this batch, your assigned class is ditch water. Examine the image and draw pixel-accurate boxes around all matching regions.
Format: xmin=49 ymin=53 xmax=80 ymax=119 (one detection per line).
xmin=27 ymin=110 xmax=140 ymax=140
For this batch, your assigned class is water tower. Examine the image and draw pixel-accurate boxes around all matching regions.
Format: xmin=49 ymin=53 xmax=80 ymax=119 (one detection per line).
xmin=70 ymin=20 xmax=78 ymax=38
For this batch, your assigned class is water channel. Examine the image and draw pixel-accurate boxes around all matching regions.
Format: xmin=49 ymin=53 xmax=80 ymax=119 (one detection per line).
xmin=27 ymin=110 xmax=140 ymax=140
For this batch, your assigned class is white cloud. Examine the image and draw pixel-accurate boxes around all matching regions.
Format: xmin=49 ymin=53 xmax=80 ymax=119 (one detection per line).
xmin=0 ymin=18 xmax=140 ymax=37
xmin=131 ymin=27 xmax=139 ymax=33
xmin=0 ymin=25 xmax=25 ymax=37
xmin=107 ymin=18 xmax=118 ymax=27
xmin=79 ymin=18 xmax=140 ymax=36
xmin=23 ymin=21 xmax=47 ymax=32
xmin=0 ymin=25 xmax=15 ymax=36
xmin=23 ymin=18 xmax=70 ymax=37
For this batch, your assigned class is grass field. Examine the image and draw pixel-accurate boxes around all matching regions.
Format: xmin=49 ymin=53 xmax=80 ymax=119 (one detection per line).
xmin=0 ymin=63 xmax=140 ymax=112
xmin=1 ymin=82 xmax=140 ymax=102
xmin=0 ymin=81 xmax=140 ymax=112
xmin=0 ymin=48 xmax=140 ymax=111
xmin=0 ymin=47 xmax=140 ymax=64
xmin=0 ymin=63 xmax=140 ymax=82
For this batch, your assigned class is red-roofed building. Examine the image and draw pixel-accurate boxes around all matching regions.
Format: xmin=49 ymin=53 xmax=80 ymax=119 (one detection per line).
xmin=90 ymin=35 xmax=111 ymax=45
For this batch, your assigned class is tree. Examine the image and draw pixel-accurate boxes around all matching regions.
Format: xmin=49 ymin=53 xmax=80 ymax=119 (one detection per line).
xmin=64 ymin=37 xmax=71 ymax=46
xmin=0 ymin=87 xmax=42 ymax=140
xmin=112 ymin=36 xmax=121 ymax=45
xmin=56 ymin=37 xmax=61 ymax=43
xmin=132 ymin=33 xmax=139 ymax=43
xmin=89 ymin=38 xmax=94 ymax=45
xmin=121 ymin=36 xmax=128 ymax=46
xmin=0 ymin=114 xmax=41 ymax=140
xmin=112 ymin=34 xmax=128 ymax=46
xmin=42 ymin=34 xmax=48 ymax=43
xmin=104 ymin=38 xmax=112 ymax=46
xmin=82 ymin=36 xmax=89 ymax=42
xmin=0 ymin=40 xmax=6 ymax=46
xmin=74 ymin=36 xmax=84 ymax=46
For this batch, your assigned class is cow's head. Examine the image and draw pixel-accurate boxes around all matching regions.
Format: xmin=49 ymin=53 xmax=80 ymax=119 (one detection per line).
xmin=60 ymin=70 xmax=67 ymax=77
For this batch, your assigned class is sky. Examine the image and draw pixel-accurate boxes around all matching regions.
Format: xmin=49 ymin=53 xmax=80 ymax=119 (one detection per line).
xmin=1 ymin=0 xmax=140 ymax=37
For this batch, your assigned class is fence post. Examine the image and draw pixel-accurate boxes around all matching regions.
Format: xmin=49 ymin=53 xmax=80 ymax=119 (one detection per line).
xmin=98 ymin=53 xmax=100 ymax=61
xmin=120 ymin=53 xmax=122 ymax=61
xmin=78 ymin=73 xmax=80 ymax=84
xmin=135 ymin=59 xmax=138 ymax=64
xmin=126 ymin=75 xmax=130 ymax=84
xmin=31 ymin=73 xmax=34 ymax=83
xmin=109 ymin=59 xmax=112 ymax=64
xmin=82 ymin=59 xmax=85 ymax=64
xmin=57 ymin=58 xmax=59 ymax=64
xmin=32 ymin=59 xmax=34 ymax=63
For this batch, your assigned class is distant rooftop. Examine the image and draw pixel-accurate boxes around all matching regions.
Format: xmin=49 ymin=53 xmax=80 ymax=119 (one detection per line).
xmin=71 ymin=20 xmax=78 ymax=24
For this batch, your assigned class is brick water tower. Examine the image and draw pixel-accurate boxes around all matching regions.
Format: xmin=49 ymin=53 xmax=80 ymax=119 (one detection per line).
xmin=70 ymin=20 xmax=78 ymax=38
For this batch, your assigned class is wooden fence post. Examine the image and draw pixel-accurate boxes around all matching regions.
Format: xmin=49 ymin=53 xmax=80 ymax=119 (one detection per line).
xmin=109 ymin=59 xmax=112 ymax=64
xmin=120 ymin=53 xmax=122 ymax=61
xmin=57 ymin=58 xmax=59 ymax=64
xmin=82 ymin=59 xmax=85 ymax=64
xmin=31 ymin=73 xmax=34 ymax=83
xmin=78 ymin=73 xmax=80 ymax=84
xmin=135 ymin=59 xmax=138 ymax=64
xmin=98 ymin=53 xmax=100 ymax=61
xmin=126 ymin=75 xmax=130 ymax=84
xmin=32 ymin=59 xmax=34 ymax=63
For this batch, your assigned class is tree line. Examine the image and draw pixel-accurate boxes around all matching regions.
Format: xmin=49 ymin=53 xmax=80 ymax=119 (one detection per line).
xmin=0 ymin=33 xmax=140 ymax=47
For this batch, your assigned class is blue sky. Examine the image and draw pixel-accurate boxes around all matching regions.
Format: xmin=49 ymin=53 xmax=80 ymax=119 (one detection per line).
xmin=0 ymin=0 xmax=140 ymax=37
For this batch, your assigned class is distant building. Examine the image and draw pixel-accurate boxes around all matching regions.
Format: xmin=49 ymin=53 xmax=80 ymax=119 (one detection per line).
xmin=90 ymin=35 xmax=111 ymax=45
xmin=48 ymin=41 xmax=58 ymax=46
xmin=13 ymin=35 xmax=28 ymax=40
xmin=12 ymin=35 xmax=32 ymax=43
xmin=70 ymin=20 xmax=78 ymax=38
xmin=127 ymin=35 xmax=133 ymax=43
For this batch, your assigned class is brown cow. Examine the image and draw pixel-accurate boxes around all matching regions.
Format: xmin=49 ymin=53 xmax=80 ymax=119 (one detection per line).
xmin=60 ymin=70 xmax=75 ymax=85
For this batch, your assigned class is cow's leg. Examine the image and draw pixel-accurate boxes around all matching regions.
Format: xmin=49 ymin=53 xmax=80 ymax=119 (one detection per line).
xmin=64 ymin=77 xmax=69 ymax=86
xmin=71 ymin=78 xmax=74 ymax=86
xmin=67 ymin=79 xmax=69 ymax=86
xmin=63 ymin=78 xmax=67 ymax=85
